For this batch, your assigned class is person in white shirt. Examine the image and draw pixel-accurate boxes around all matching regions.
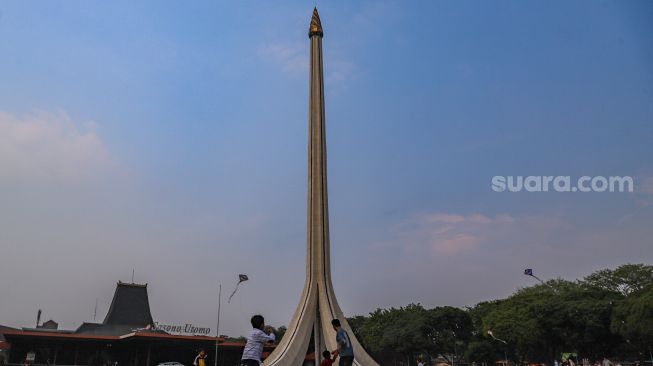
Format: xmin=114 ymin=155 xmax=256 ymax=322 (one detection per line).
xmin=240 ymin=315 xmax=276 ymax=366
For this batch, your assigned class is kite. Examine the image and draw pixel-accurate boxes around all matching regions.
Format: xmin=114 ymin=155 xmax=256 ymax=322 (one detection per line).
xmin=524 ymin=268 xmax=546 ymax=286
xmin=228 ymin=274 xmax=249 ymax=303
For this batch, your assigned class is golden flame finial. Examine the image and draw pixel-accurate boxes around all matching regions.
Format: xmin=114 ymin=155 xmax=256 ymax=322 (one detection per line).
xmin=309 ymin=7 xmax=323 ymax=38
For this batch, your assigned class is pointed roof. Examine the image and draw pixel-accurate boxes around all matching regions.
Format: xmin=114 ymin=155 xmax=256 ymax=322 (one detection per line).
xmin=308 ymin=7 xmax=323 ymax=38
xmin=103 ymin=281 xmax=154 ymax=327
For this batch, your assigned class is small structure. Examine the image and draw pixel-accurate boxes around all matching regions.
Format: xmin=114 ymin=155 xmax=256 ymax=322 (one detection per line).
xmin=38 ymin=320 xmax=59 ymax=330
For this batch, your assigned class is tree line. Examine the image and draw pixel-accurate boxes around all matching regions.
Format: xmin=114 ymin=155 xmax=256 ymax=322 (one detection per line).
xmin=346 ymin=264 xmax=653 ymax=366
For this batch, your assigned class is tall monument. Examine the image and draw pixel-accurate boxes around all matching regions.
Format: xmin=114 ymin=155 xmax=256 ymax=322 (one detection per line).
xmin=264 ymin=8 xmax=379 ymax=366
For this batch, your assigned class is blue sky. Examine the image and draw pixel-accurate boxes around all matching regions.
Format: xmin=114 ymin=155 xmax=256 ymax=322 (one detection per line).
xmin=0 ymin=1 xmax=652 ymax=336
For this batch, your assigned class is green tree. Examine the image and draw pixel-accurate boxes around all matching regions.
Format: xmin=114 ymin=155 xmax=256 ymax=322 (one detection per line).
xmin=348 ymin=315 xmax=368 ymax=342
xmin=424 ymin=306 xmax=473 ymax=363
xmin=350 ymin=304 xmax=473 ymax=365
xmin=465 ymin=340 xmax=498 ymax=365
xmin=583 ymin=264 xmax=653 ymax=296
xmin=274 ymin=326 xmax=287 ymax=343
xmin=471 ymin=279 xmax=621 ymax=362
xmin=347 ymin=264 xmax=652 ymax=364
xmin=350 ymin=304 xmax=437 ymax=365
xmin=611 ymin=285 xmax=653 ymax=353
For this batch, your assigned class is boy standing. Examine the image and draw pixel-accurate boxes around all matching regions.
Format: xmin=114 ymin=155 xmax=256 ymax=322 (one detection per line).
xmin=241 ymin=315 xmax=276 ymax=366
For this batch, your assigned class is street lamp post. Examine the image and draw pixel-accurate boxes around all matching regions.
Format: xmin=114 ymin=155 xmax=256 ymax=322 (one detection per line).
xmin=214 ymin=284 xmax=222 ymax=366
xmin=452 ymin=327 xmax=459 ymax=366
xmin=487 ymin=331 xmax=508 ymax=366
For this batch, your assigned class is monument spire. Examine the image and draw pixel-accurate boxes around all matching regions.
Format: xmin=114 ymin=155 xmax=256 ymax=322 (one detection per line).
xmin=264 ymin=9 xmax=379 ymax=366
xmin=309 ymin=7 xmax=323 ymax=37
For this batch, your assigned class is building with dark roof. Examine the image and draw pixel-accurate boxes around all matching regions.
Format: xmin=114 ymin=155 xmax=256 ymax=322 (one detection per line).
xmin=65 ymin=282 xmax=157 ymax=338
xmin=0 ymin=281 xmax=312 ymax=366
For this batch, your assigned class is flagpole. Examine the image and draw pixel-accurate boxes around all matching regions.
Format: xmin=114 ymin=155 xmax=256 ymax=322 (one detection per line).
xmin=215 ymin=284 xmax=221 ymax=366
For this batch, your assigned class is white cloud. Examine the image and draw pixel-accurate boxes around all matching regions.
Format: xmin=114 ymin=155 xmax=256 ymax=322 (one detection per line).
xmin=629 ymin=176 xmax=653 ymax=207
xmin=641 ymin=177 xmax=653 ymax=194
xmin=386 ymin=212 xmax=569 ymax=256
xmin=642 ymin=177 xmax=653 ymax=195
xmin=257 ymin=40 xmax=355 ymax=84
xmin=325 ymin=58 xmax=355 ymax=85
xmin=0 ymin=110 xmax=115 ymax=183
xmin=258 ymin=42 xmax=308 ymax=76
xmin=353 ymin=211 xmax=652 ymax=309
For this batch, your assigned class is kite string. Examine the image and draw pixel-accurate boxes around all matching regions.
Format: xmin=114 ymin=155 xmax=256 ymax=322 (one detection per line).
xmin=228 ymin=282 xmax=241 ymax=303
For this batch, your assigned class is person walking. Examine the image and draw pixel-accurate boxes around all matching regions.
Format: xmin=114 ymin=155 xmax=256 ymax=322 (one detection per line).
xmin=240 ymin=315 xmax=276 ymax=366
xmin=330 ymin=319 xmax=354 ymax=366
